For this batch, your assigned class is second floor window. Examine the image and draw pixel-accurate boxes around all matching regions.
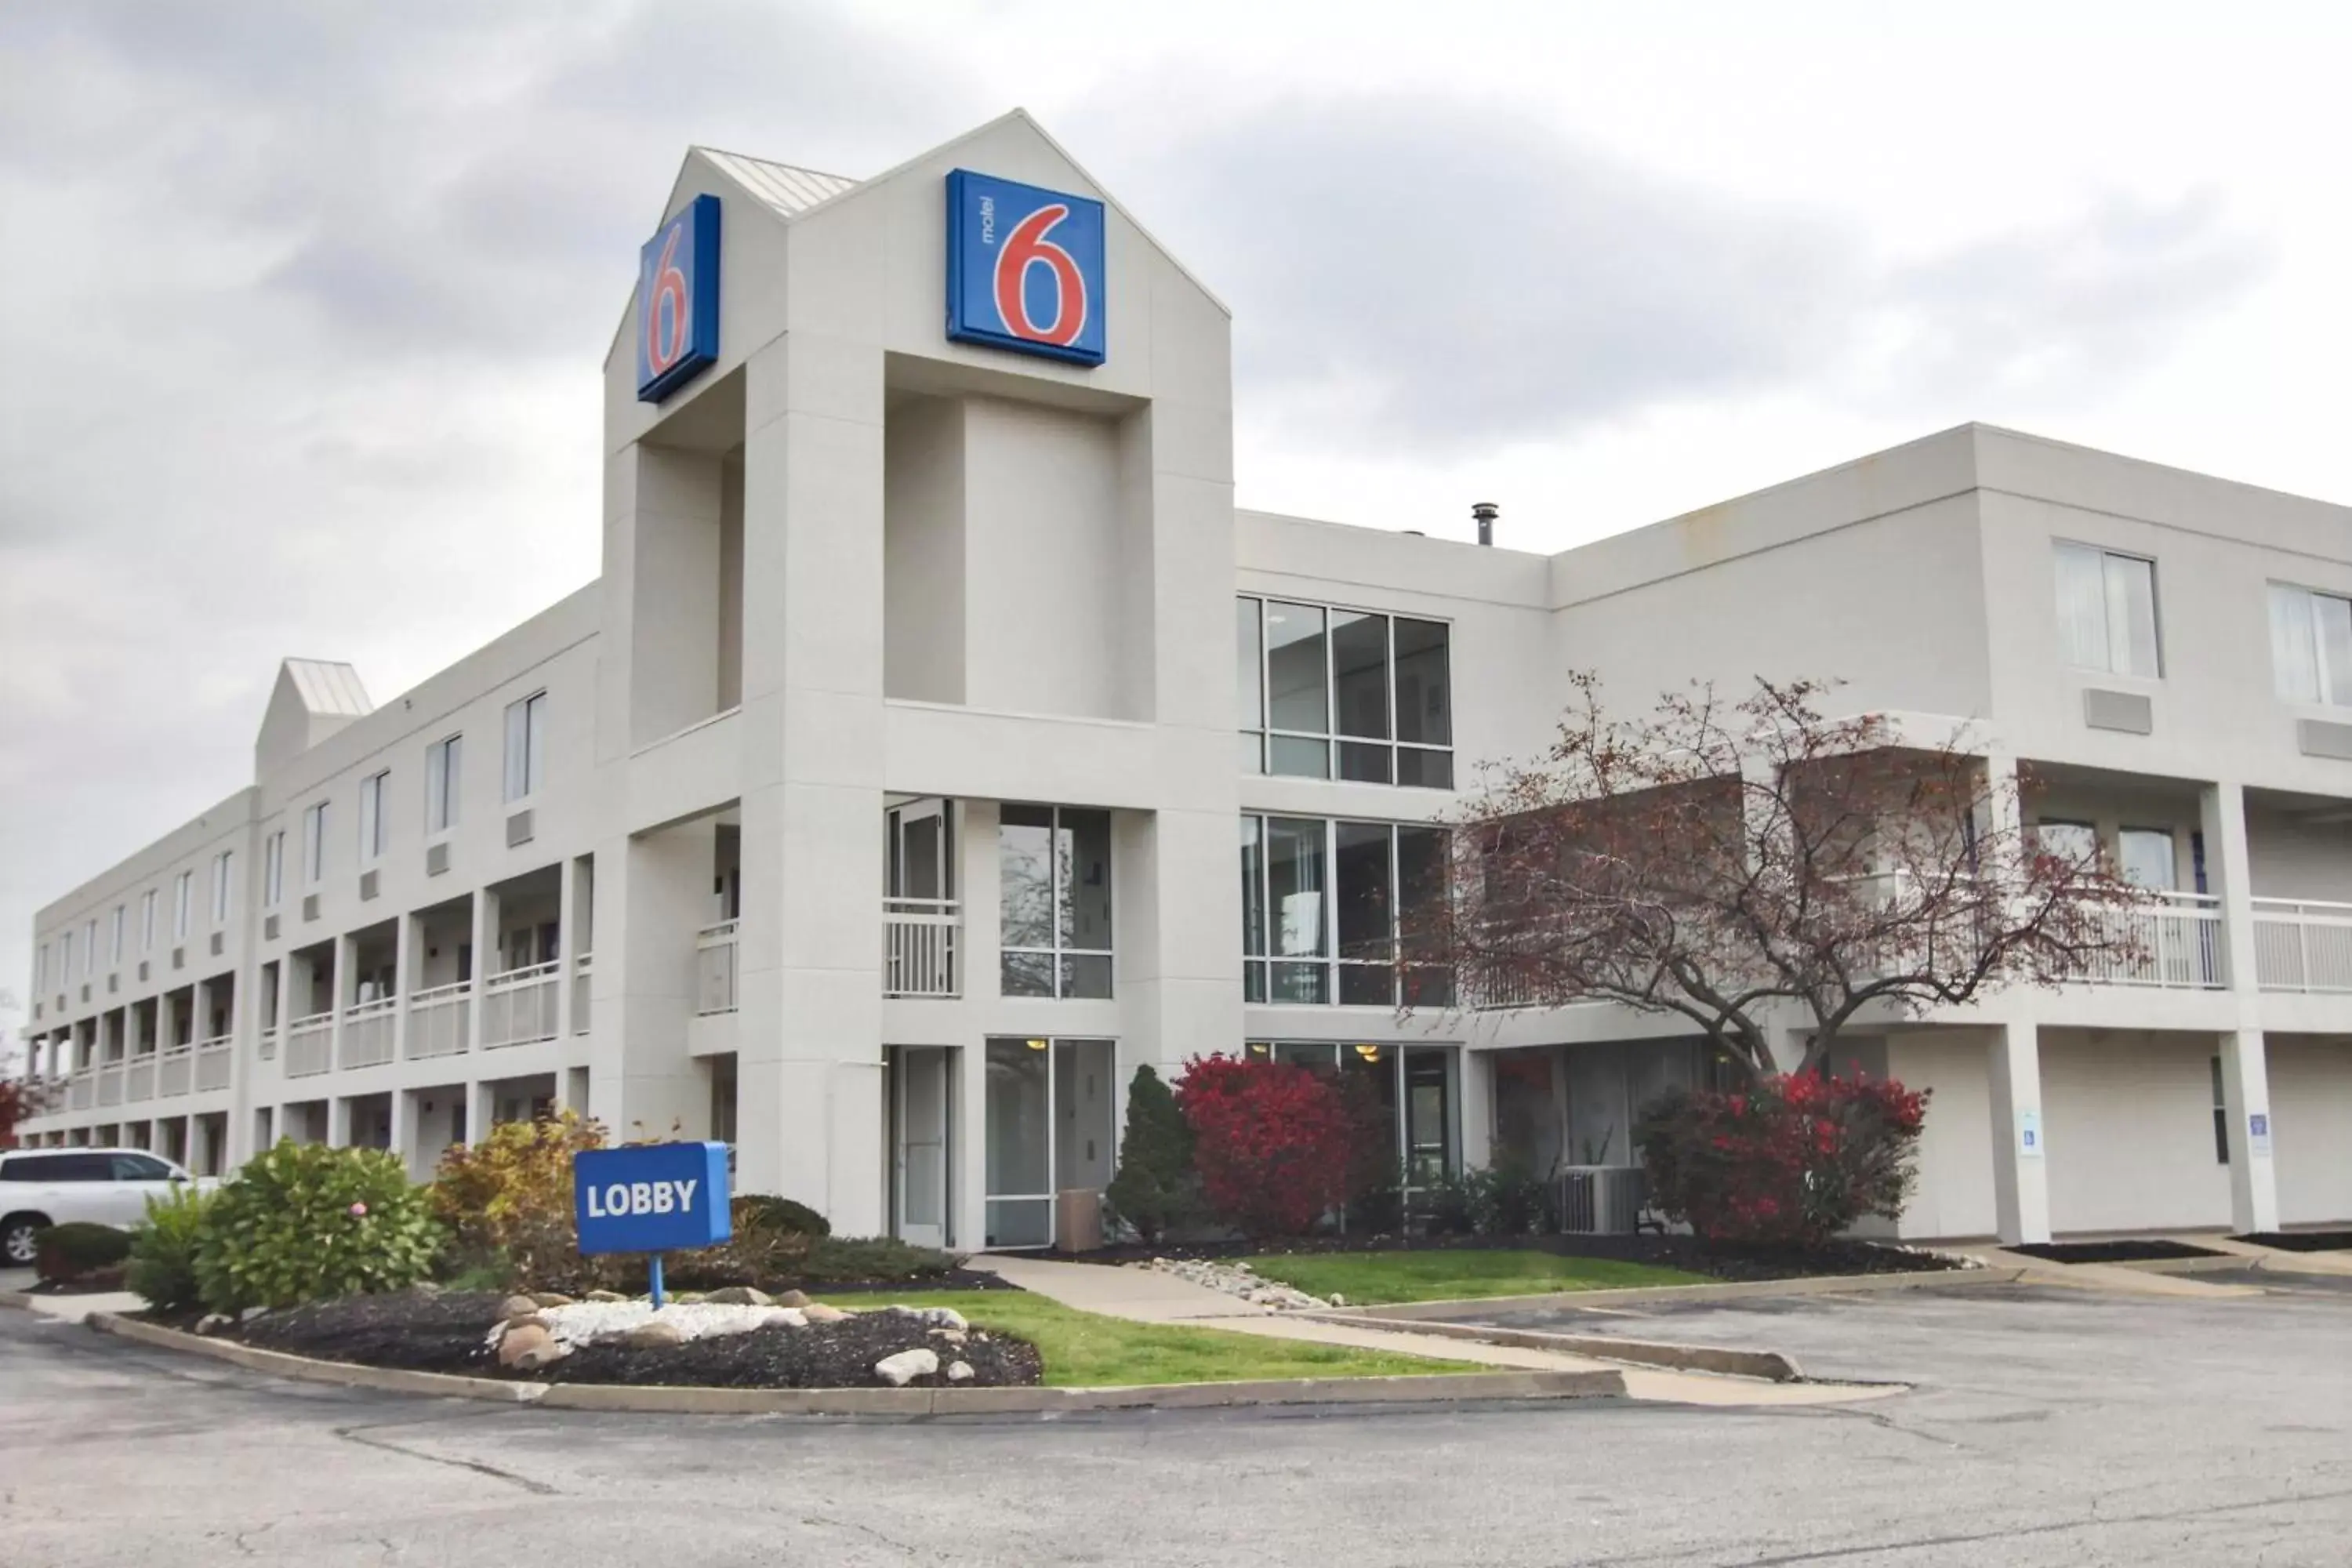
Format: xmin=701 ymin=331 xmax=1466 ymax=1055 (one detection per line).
xmin=1240 ymin=815 xmax=1451 ymax=1006
xmin=140 ymin=889 xmax=156 ymax=950
xmin=110 ymin=906 xmax=123 ymax=964
xmin=57 ymin=930 xmax=71 ymax=985
xmin=212 ymin=850 xmax=234 ymax=924
xmin=303 ymin=801 xmax=328 ymax=886
xmin=358 ymin=770 xmax=389 ymax=862
xmin=504 ymin=691 xmax=548 ymax=802
xmin=82 ymin=918 xmax=96 ymax=976
xmin=2269 ymin=583 xmax=2352 ymax=707
xmin=426 ymin=734 xmax=462 ymax=833
xmin=2054 ymin=541 xmax=2161 ymax=678
xmin=999 ymin=804 xmax=1113 ymax=999
xmin=172 ymin=872 xmax=191 ymax=940
xmin=1239 ymin=597 xmax=1454 ymax=787
xmin=263 ymin=830 xmax=285 ymax=908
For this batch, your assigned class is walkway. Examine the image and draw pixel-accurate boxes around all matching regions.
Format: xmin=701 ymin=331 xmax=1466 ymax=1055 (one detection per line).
xmin=968 ymin=1253 xmax=1893 ymax=1406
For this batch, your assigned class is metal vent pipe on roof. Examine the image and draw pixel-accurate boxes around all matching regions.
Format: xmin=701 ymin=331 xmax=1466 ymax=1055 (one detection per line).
xmin=1472 ymin=501 xmax=1498 ymax=546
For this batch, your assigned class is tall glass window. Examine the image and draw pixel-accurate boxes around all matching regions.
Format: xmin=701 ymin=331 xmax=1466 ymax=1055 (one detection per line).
xmin=1243 ymin=1040 xmax=1460 ymax=1192
xmin=211 ymin=851 xmax=234 ymax=923
xmin=358 ymin=770 xmax=388 ymax=862
xmin=303 ymin=801 xmax=328 ymax=886
xmin=426 ymin=734 xmax=463 ymax=833
xmin=263 ymin=831 xmax=285 ymax=909
xmin=1243 ymin=816 xmax=1450 ymax=1006
xmin=1237 ymin=597 xmax=1452 ymax=786
xmin=140 ymin=889 xmax=156 ymax=949
xmin=83 ymin=918 xmax=96 ymax=975
xmin=2054 ymin=542 xmax=2161 ymax=677
xmin=504 ymin=691 xmax=547 ymax=802
xmin=2269 ymin=583 xmax=2352 ymax=706
xmin=999 ymin=805 xmax=1113 ymax=999
xmin=172 ymin=872 xmax=191 ymax=940
xmin=109 ymin=906 xmax=124 ymax=964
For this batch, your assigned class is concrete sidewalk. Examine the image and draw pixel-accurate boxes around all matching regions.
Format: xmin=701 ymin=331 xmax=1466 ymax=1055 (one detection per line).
xmin=967 ymin=1254 xmax=1894 ymax=1407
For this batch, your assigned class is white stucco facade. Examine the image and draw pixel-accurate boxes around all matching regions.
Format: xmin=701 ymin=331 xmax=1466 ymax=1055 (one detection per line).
xmin=16 ymin=112 xmax=2352 ymax=1247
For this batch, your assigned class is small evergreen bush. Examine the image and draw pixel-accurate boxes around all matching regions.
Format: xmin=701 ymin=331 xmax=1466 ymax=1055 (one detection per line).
xmin=126 ymin=1185 xmax=212 ymax=1310
xmin=735 ymin=1193 xmax=830 ymax=1240
xmin=194 ymin=1142 xmax=441 ymax=1312
xmin=34 ymin=1221 xmax=132 ymax=1285
xmin=800 ymin=1235 xmax=959 ymax=1285
xmin=1103 ymin=1065 xmax=1200 ymax=1243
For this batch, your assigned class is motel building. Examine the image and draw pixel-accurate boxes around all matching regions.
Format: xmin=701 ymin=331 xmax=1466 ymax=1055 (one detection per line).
xmin=15 ymin=112 xmax=2352 ymax=1251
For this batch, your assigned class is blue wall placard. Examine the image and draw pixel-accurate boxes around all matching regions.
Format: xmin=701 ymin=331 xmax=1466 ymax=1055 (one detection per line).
xmin=636 ymin=194 xmax=722 ymax=402
xmin=574 ymin=1142 xmax=732 ymax=1255
xmin=945 ymin=169 xmax=1106 ymax=367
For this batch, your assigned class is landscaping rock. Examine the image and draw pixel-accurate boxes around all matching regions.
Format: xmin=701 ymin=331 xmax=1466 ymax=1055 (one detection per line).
xmin=773 ymin=1289 xmax=811 ymax=1308
xmin=1130 ymin=1257 xmax=1330 ymax=1311
xmin=503 ymin=1309 xmax=549 ymax=1332
xmin=802 ymin=1302 xmax=849 ymax=1324
xmin=194 ymin=1313 xmax=232 ymax=1336
xmin=873 ymin=1347 xmax=938 ymax=1387
xmin=888 ymin=1305 xmax=967 ymax=1330
xmin=529 ymin=1292 xmax=575 ymax=1308
xmin=625 ymin=1319 xmax=689 ymax=1349
xmin=585 ymin=1289 xmax=629 ymax=1303
xmin=946 ymin=1359 xmax=975 ymax=1383
xmin=499 ymin=1294 xmax=542 ymax=1321
xmin=703 ymin=1286 xmax=773 ymax=1307
xmin=240 ymin=1305 xmax=270 ymax=1323
xmin=498 ymin=1323 xmax=559 ymax=1369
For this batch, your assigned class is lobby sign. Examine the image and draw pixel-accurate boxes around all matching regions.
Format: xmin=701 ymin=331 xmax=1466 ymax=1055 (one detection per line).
xmin=574 ymin=1141 xmax=731 ymax=1257
xmin=635 ymin=194 xmax=723 ymax=402
xmin=944 ymin=169 xmax=1106 ymax=366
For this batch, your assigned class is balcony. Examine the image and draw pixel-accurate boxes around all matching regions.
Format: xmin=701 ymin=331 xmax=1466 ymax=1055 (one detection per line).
xmin=2063 ymin=891 xmax=2227 ymax=989
xmin=884 ymin=898 xmax=960 ymax=999
xmin=696 ymin=921 xmax=739 ymax=1016
xmin=125 ymin=1055 xmax=158 ymax=1103
xmin=98 ymin=1063 xmax=125 ymax=1108
xmin=196 ymin=1036 xmax=233 ymax=1092
xmin=482 ymin=961 xmax=561 ymax=1048
xmin=2252 ymin=898 xmax=2352 ymax=993
xmin=285 ymin=1011 xmax=335 ymax=1077
xmin=340 ymin=996 xmax=397 ymax=1069
xmin=158 ymin=1046 xmax=193 ymax=1098
xmin=406 ymin=980 xmax=472 ymax=1059
xmin=67 ymin=1069 xmax=94 ymax=1110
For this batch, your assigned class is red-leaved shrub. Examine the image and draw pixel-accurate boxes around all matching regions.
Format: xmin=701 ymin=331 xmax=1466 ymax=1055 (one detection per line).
xmin=1174 ymin=1055 xmax=1354 ymax=1238
xmin=1635 ymin=1073 xmax=1929 ymax=1246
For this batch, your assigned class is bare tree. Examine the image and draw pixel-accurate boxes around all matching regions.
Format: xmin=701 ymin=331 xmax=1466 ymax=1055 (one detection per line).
xmin=1434 ymin=675 xmax=2148 ymax=1080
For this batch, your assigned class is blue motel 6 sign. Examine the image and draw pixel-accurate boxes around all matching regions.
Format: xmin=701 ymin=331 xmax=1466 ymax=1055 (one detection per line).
xmin=574 ymin=1142 xmax=731 ymax=1256
xmin=944 ymin=169 xmax=1107 ymax=367
xmin=635 ymin=194 xmax=722 ymax=402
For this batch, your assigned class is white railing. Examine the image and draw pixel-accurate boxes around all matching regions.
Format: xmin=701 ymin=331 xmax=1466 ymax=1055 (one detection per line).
xmin=285 ymin=1011 xmax=336 ymax=1077
xmin=2251 ymin=897 xmax=2352 ymax=993
xmin=196 ymin=1036 xmax=233 ymax=1091
xmin=339 ymin=995 xmax=397 ymax=1069
xmin=482 ymin=960 xmax=561 ymax=1047
xmin=406 ymin=980 xmax=472 ymax=1059
xmin=67 ymin=1069 xmax=94 ymax=1110
xmin=697 ymin=921 xmax=739 ymax=1016
xmin=572 ymin=951 xmax=593 ymax=1035
xmin=125 ymin=1057 xmax=158 ymax=1103
xmin=98 ymin=1063 xmax=125 ymax=1107
xmin=2067 ymin=891 xmax=2227 ymax=989
xmin=884 ymin=898 xmax=960 ymax=999
xmin=158 ymin=1044 xmax=194 ymax=1098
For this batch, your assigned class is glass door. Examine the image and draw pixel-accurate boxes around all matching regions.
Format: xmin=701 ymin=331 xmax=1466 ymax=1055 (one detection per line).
xmin=985 ymin=1037 xmax=1115 ymax=1249
xmin=891 ymin=1046 xmax=952 ymax=1250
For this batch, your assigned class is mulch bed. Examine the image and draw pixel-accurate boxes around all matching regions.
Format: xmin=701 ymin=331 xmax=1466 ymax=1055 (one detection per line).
xmin=2006 ymin=1239 xmax=2223 ymax=1265
xmin=784 ymin=1268 xmax=1018 ymax=1294
xmin=1066 ymin=1232 xmax=1966 ymax=1283
xmin=2238 ymin=1230 xmax=2352 ymax=1254
xmin=223 ymin=1290 xmax=1042 ymax=1390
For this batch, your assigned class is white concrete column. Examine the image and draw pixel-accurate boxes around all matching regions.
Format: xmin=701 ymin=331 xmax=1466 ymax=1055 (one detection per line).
xmin=2200 ymin=782 xmax=2260 ymax=997
xmin=387 ymin=1087 xmax=412 ymax=1179
xmin=2218 ymin=1029 xmax=2280 ymax=1234
xmin=554 ymin=855 xmax=579 ymax=1041
xmin=328 ymin=933 xmax=351 ymax=1069
xmin=1458 ymin=1049 xmax=1494 ymax=1172
xmin=390 ymin=911 xmax=416 ymax=1065
xmin=1987 ymin=1021 xmax=2052 ymax=1245
xmin=466 ymin=885 xmax=494 ymax=1052
xmin=328 ymin=1094 xmax=352 ymax=1148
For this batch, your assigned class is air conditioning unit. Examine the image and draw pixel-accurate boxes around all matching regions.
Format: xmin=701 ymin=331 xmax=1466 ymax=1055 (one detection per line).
xmin=107 ymin=974 xmax=119 ymax=993
xmin=426 ymin=841 xmax=450 ymax=877
xmin=1558 ymin=1166 xmax=1647 ymax=1236
xmin=263 ymin=913 xmax=281 ymax=942
xmin=303 ymin=894 xmax=321 ymax=923
xmin=172 ymin=946 xmax=185 ymax=970
xmin=506 ymin=808 xmax=535 ymax=848
xmin=210 ymin=931 xmax=225 ymax=956
xmin=359 ymin=869 xmax=379 ymax=902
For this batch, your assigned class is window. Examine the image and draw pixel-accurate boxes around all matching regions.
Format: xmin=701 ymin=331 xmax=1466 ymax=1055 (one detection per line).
xmin=0 ymin=1151 xmax=112 ymax=1182
xmin=1237 ymin=597 xmax=1454 ymax=786
xmin=426 ymin=734 xmax=463 ymax=833
xmin=111 ymin=1152 xmax=176 ymax=1181
xmin=2269 ymin=583 xmax=2352 ymax=706
xmin=33 ymin=941 xmax=45 ymax=993
xmin=172 ymin=872 xmax=191 ymax=940
xmin=140 ymin=889 xmax=156 ymax=950
xmin=2053 ymin=542 xmax=2160 ymax=677
xmin=358 ymin=770 xmax=389 ymax=862
xmin=1240 ymin=815 xmax=1451 ymax=1006
xmin=82 ymin=918 xmax=96 ymax=976
xmin=303 ymin=801 xmax=328 ymax=886
xmin=211 ymin=850 xmax=234 ymax=924
xmin=999 ymin=804 xmax=1113 ymax=998
xmin=2032 ymin=819 xmax=2100 ymax=869
xmin=1243 ymin=1041 xmax=1460 ymax=1189
xmin=2210 ymin=1056 xmax=2230 ymax=1165
xmin=56 ymin=929 xmax=71 ymax=987
xmin=503 ymin=691 xmax=548 ymax=801
xmin=2117 ymin=828 xmax=2176 ymax=891
xmin=110 ymin=906 xmax=124 ymax=964
xmin=263 ymin=831 xmax=285 ymax=909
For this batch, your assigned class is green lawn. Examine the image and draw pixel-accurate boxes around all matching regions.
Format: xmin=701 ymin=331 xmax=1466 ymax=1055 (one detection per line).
xmin=838 ymin=1289 xmax=1472 ymax=1388
xmin=1242 ymin=1249 xmax=1711 ymax=1306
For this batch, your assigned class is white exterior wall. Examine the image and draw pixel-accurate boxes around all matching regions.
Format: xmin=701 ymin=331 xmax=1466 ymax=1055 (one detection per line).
xmin=20 ymin=111 xmax=2352 ymax=1243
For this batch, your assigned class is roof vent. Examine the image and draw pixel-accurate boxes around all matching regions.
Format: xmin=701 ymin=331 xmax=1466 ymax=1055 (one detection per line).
xmin=1472 ymin=502 xmax=1499 ymax=547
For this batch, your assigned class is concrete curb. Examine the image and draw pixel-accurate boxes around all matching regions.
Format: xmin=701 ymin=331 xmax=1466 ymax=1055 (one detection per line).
xmin=83 ymin=1312 xmax=1626 ymax=1415
xmin=1300 ymin=1312 xmax=1804 ymax=1382
xmin=1313 ymin=1265 xmax=2025 ymax=1323
xmin=0 ymin=1290 xmax=34 ymax=1311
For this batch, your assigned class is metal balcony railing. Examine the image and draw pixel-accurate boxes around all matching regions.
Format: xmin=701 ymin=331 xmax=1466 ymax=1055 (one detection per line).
xmin=696 ymin=921 xmax=739 ymax=1016
xmin=482 ymin=960 xmax=561 ymax=1047
xmin=405 ymin=981 xmax=472 ymax=1059
xmin=2251 ymin=897 xmax=2352 ymax=993
xmin=884 ymin=898 xmax=959 ymax=999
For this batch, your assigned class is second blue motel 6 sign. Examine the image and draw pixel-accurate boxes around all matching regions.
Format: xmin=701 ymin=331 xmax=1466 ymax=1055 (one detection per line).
xmin=573 ymin=1142 xmax=731 ymax=1308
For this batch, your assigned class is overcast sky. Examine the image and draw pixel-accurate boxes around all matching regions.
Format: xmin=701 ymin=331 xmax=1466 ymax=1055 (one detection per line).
xmin=3 ymin=1 xmax=2350 ymax=1052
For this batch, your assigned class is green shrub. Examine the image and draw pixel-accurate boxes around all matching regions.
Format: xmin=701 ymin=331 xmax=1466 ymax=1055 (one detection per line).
xmin=1103 ymin=1065 xmax=1201 ymax=1243
xmin=35 ymin=1221 xmax=132 ymax=1285
xmin=798 ymin=1235 xmax=959 ymax=1286
xmin=126 ymin=1185 xmax=212 ymax=1310
xmin=428 ymin=1109 xmax=612 ymax=1292
xmin=735 ymin=1193 xmax=830 ymax=1240
xmin=1418 ymin=1159 xmax=1558 ymax=1238
xmin=195 ymin=1142 xmax=443 ymax=1312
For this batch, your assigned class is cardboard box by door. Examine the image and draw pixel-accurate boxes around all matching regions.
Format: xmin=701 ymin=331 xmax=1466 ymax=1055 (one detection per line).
xmin=1055 ymin=1187 xmax=1103 ymax=1253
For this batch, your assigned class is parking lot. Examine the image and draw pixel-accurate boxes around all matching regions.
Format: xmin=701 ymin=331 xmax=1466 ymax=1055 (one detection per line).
xmin=2 ymin=1276 xmax=2347 ymax=1566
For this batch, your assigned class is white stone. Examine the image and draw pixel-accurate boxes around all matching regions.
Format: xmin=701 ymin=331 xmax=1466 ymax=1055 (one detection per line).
xmin=492 ymin=1299 xmax=806 ymax=1352
xmin=946 ymin=1360 xmax=975 ymax=1383
xmin=873 ymin=1347 xmax=939 ymax=1387
xmin=1124 ymin=1257 xmax=1330 ymax=1311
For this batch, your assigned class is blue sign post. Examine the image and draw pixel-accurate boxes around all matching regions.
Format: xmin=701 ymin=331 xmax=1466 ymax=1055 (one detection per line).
xmin=944 ymin=169 xmax=1107 ymax=367
xmin=573 ymin=1142 xmax=731 ymax=1308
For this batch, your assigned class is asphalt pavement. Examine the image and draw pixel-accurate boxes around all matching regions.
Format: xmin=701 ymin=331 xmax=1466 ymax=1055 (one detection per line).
xmin=1 ymin=1279 xmax=2347 ymax=1566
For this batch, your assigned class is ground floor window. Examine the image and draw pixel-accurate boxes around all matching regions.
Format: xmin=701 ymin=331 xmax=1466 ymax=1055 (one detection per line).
xmin=1243 ymin=1040 xmax=1458 ymax=1191
xmin=984 ymin=1037 xmax=1116 ymax=1248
